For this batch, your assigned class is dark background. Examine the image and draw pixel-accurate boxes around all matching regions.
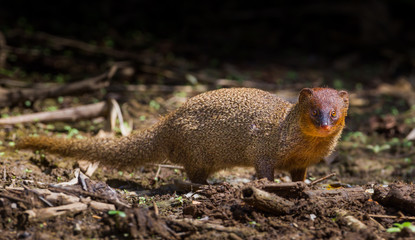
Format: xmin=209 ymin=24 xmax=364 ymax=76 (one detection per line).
xmin=1 ymin=0 xmax=415 ymax=88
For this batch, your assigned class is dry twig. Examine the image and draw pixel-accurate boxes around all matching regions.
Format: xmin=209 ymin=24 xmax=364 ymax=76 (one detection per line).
xmin=241 ymin=186 xmax=295 ymax=215
xmin=0 ymin=65 xmax=117 ymax=108
xmin=368 ymin=214 xmax=415 ymax=221
xmin=335 ymin=209 xmax=367 ymax=231
xmin=0 ymin=101 xmax=108 ymax=125
xmin=25 ymin=202 xmax=88 ymax=220
xmin=309 ymin=173 xmax=337 ymax=185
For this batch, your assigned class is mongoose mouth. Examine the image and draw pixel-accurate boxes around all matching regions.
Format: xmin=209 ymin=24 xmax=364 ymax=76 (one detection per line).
xmin=320 ymin=125 xmax=332 ymax=131
xmin=313 ymin=125 xmax=335 ymax=137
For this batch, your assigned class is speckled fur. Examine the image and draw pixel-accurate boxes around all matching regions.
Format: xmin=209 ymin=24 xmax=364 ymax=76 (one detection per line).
xmin=17 ymin=87 xmax=348 ymax=184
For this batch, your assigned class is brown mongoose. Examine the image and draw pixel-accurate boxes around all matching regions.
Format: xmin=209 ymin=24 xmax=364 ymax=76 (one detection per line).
xmin=16 ymin=87 xmax=349 ymax=184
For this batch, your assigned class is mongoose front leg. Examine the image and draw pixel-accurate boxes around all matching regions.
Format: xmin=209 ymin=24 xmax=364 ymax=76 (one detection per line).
xmin=289 ymin=168 xmax=307 ymax=182
xmin=254 ymin=159 xmax=274 ymax=181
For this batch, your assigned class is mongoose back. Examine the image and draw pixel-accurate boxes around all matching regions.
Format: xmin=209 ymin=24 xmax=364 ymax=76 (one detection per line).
xmin=17 ymin=87 xmax=349 ymax=184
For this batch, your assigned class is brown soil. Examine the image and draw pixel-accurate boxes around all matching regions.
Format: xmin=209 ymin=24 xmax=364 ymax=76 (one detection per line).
xmin=1 ymin=85 xmax=415 ymax=239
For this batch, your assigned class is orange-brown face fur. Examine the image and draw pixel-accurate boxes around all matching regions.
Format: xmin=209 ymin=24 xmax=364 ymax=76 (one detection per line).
xmin=298 ymin=88 xmax=349 ymax=137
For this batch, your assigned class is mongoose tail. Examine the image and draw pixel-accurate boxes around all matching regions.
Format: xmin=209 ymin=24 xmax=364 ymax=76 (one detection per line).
xmin=16 ymin=126 xmax=168 ymax=169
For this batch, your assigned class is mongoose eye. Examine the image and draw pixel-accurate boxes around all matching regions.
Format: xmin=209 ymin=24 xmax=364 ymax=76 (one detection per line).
xmin=311 ymin=110 xmax=318 ymax=116
xmin=331 ymin=111 xmax=337 ymax=118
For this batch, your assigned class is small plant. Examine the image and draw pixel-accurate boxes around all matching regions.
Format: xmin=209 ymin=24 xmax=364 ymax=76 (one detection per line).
xmin=175 ymin=196 xmax=184 ymax=205
xmin=366 ymin=144 xmax=390 ymax=154
xmin=108 ymin=210 xmax=126 ymax=218
xmin=248 ymin=221 xmax=260 ymax=227
xmin=64 ymin=125 xmax=80 ymax=138
xmin=46 ymin=106 xmax=58 ymax=112
xmin=387 ymin=222 xmax=415 ymax=233
xmin=138 ymin=197 xmax=146 ymax=205
xmin=343 ymin=131 xmax=367 ymax=144
xmin=149 ymin=100 xmax=161 ymax=110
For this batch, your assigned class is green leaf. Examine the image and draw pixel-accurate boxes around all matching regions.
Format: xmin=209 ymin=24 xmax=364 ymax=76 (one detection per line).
xmin=108 ymin=210 xmax=126 ymax=218
xmin=108 ymin=210 xmax=117 ymax=215
xmin=386 ymin=227 xmax=401 ymax=233
xmin=117 ymin=211 xmax=126 ymax=218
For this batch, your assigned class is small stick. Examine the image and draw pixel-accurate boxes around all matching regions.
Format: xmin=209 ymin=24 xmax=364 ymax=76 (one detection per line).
xmin=22 ymin=185 xmax=54 ymax=207
xmin=0 ymin=65 xmax=117 ymax=108
xmin=335 ymin=209 xmax=367 ymax=231
xmin=368 ymin=214 xmax=415 ymax=220
xmin=241 ymin=186 xmax=295 ymax=215
xmin=155 ymin=164 xmax=184 ymax=169
xmin=78 ymin=171 xmax=89 ymax=191
xmin=309 ymin=173 xmax=336 ymax=186
xmin=0 ymin=101 xmax=108 ymax=125
xmin=25 ymin=202 xmax=88 ymax=220
xmin=152 ymin=200 xmax=159 ymax=216
xmin=48 ymin=185 xmax=131 ymax=209
xmin=0 ymin=192 xmax=32 ymax=205
xmin=154 ymin=165 xmax=162 ymax=180
xmin=368 ymin=216 xmax=386 ymax=231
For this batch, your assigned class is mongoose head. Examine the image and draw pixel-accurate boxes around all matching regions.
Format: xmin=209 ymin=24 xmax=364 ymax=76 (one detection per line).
xmin=298 ymin=88 xmax=349 ymax=137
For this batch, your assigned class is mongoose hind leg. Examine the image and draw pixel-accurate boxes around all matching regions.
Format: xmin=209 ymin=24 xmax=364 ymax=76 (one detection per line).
xmin=289 ymin=168 xmax=307 ymax=182
xmin=254 ymin=159 xmax=275 ymax=181
xmin=185 ymin=167 xmax=210 ymax=184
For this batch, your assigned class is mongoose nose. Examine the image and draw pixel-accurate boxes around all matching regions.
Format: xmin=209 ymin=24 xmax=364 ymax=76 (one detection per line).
xmin=320 ymin=124 xmax=331 ymax=131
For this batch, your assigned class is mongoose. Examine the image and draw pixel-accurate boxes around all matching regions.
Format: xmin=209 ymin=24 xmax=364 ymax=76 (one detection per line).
xmin=16 ymin=87 xmax=349 ymax=184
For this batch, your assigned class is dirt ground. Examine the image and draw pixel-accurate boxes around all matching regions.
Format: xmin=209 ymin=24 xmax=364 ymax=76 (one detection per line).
xmin=1 ymin=78 xmax=415 ymax=239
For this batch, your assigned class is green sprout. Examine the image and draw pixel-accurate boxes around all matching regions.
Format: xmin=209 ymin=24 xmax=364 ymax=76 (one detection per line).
xmin=149 ymin=100 xmax=160 ymax=110
xmin=366 ymin=144 xmax=390 ymax=154
xmin=175 ymin=196 xmax=184 ymax=205
xmin=138 ymin=197 xmax=146 ymax=205
xmin=248 ymin=221 xmax=260 ymax=227
xmin=64 ymin=125 xmax=79 ymax=138
xmin=108 ymin=210 xmax=126 ymax=218
xmin=387 ymin=222 xmax=415 ymax=233
xmin=46 ymin=106 xmax=58 ymax=112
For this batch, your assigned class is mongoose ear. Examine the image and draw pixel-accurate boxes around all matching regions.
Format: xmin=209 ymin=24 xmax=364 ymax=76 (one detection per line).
xmin=338 ymin=90 xmax=349 ymax=107
xmin=299 ymin=88 xmax=313 ymax=103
